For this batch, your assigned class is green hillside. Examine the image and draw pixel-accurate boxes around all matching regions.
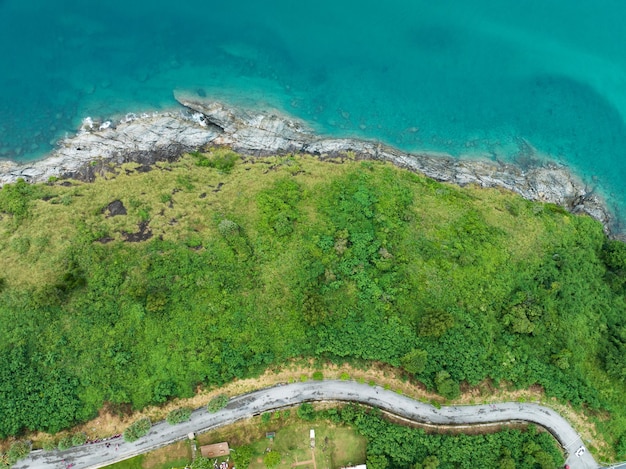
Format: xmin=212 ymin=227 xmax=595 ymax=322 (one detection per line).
xmin=1 ymin=151 xmax=625 ymax=457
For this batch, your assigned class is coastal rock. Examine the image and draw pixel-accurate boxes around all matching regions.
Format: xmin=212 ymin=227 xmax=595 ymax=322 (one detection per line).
xmin=0 ymin=112 xmax=219 ymax=184
xmin=0 ymin=95 xmax=615 ymax=235
xmin=175 ymin=92 xmax=313 ymax=154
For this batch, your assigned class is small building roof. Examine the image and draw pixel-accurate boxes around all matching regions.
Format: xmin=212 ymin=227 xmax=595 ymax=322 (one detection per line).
xmin=200 ymin=442 xmax=230 ymax=458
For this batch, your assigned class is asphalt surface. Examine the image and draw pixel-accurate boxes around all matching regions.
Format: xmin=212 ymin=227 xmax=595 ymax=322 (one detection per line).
xmin=15 ymin=380 xmax=601 ymax=469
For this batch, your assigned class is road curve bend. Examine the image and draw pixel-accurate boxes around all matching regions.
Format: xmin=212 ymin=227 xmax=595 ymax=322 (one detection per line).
xmin=15 ymin=380 xmax=600 ymax=469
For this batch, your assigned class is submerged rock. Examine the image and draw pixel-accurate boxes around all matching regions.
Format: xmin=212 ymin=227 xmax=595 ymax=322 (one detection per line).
xmin=0 ymin=93 xmax=616 ymax=236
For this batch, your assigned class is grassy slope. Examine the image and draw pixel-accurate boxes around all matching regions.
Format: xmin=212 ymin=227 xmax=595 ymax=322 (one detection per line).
xmin=1 ymin=151 xmax=625 ymax=458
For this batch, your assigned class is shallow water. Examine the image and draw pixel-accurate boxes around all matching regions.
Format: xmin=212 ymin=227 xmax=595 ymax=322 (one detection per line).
xmin=1 ymin=0 xmax=626 ymax=226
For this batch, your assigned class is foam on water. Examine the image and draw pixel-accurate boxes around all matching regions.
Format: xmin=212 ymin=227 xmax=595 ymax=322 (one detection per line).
xmin=1 ymin=0 xmax=625 ymax=226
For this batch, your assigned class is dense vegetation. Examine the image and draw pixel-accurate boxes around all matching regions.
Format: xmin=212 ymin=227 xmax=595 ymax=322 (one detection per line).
xmin=1 ymin=152 xmax=626 ymax=457
xmin=321 ymin=404 xmax=563 ymax=469
xmin=207 ymin=394 xmax=229 ymax=413
xmin=0 ymin=441 xmax=30 ymax=468
xmin=123 ymin=417 xmax=151 ymax=443
xmin=166 ymin=407 xmax=192 ymax=425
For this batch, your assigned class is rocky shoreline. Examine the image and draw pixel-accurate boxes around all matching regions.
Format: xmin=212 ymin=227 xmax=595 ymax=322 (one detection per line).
xmin=0 ymin=92 xmax=618 ymax=237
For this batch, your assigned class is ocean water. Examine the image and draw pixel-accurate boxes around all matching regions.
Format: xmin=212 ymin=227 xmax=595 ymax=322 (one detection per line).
xmin=1 ymin=0 xmax=626 ymax=227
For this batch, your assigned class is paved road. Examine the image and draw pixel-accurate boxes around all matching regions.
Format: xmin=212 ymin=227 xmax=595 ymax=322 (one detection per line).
xmin=15 ymin=380 xmax=601 ymax=469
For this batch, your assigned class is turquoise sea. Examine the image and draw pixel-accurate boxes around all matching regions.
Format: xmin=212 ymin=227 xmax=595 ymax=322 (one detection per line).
xmin=1 ymin=0 xmax=626 ymax=228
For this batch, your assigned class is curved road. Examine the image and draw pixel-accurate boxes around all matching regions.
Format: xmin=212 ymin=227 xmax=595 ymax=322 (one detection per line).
xmin=16 ymin=380 xmax=600 ymax=469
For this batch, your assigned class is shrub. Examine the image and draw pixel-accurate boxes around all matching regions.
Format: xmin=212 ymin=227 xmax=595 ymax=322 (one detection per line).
xmin=297 ymin=403 xmax=316 ymax=421
xmin=123 ymin=417 xmax=151 ymax=443
xmin=167 ymin=407 xmax=192 ymax=425
xmin=60 ymin=194 xmax=73 ymax=206
xmin=232 ymin=445 xmax=253 ymax=469
xmin=616 ymin=434 xmax=626 ymax=459
xmin=263 ymin=450 xmax=281 ymax=468
xmin=211 ymin=151 xmax=239 ymax=173
xmin=152 ymin=380 xmax=176 ymax=404
xmin=58 ymin=436 xmax=73 ymax=451
xmin=192 ymin=150 xmax=239 ymax=173
xmin=6 ymin=441 xmax=30 ymax=464
xmin=218 ymin=219 xmax=240 ymax=238
xmin=367 ymin=454 xmax=389 ymax=469
xmin=135 ymin=417 xmax=152 ymax=432
xmin=71 ymin=432 xmax=87 ymax=446
xmin=42 ymin=439 xmax=56 ymax=451
xmin=256 ymin=179 xmax=301 ymax=238
xmin=340 ymin=372 xmax=350 ymax=381
xmin=261 ymin=412 xmax=271 ymax=424
xmin=191 ymin=457 xmax=214 ymax=469
xmin=207 ymin=394 xmax=229 ymax=413
xmin=300 ymin=374 xmax=308 ymax=382
xmin=312 ymin=371 xmax=324 ymax=381
xmin=320 ymin=408 xmax=341 ymax=423
xmin=123 ymin=430 xmax=137 ymax=444
xmin=0 ymin=178 xmax=41 ymax=223
xmin=400 ymin=348 xmax=428 ymax=374
xmin=435 ymin=371 xmax=460 ymax=400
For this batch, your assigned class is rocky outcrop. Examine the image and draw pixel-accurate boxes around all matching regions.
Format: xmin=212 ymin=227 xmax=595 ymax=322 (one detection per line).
xmin=0 ymin=111 xmax=220 ymax=183
xmin=104 ymin=200 xmax=127 ymax=217
xmin=0 ymin=93 xmax=616 ymax=235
